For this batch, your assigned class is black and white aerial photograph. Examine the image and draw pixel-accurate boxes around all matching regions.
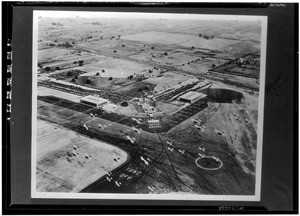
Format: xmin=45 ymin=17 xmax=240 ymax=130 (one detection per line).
xmin=32 ymin=11 xmax=267 ymax=200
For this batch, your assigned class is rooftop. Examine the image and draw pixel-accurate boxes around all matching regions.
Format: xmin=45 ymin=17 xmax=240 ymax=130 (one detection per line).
xmin=80 ymin=95 xmax=108 ymax=104
xmin=179 ymin=91 xmax=206 ymax=100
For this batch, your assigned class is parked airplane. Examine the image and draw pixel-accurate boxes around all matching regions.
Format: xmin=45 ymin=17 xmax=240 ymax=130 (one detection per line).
xmin=215 ymin=129 xmax=224 ymax=136
xmin=179 ymin=149 xmax=185 ymax=154
xmin=167 ymin=147 xmax=174 ymax=152
xmin=132 ymin=118 xmax=141 ymax=124
xmin=148 ymin=186 xmax=155 ymax=191
xmin=245 ymin=119 xmax=251 ymax=123
xmin=132 ymin=126 xmax=142 ymax=134
xmin=113 ymin=155 xmax=121 ymax=162
xmin=83 ymin=124 xmax=89 ymax=131
xmin=191 ymin=118 xmax=200 ymax=124
xmin=198 ymin=153 xmax=205 ymax=158
xmin=126 ymin=135 xmax=136 ymax=144
xmin=199 ymin=147 xmax=205 ymax=152
xmin=115 ymin=181 xmax=122 ymax=187
xmin=98 ymin=124 xmax=104 ymax=129
xmin=166 ymin=141 xmax=173 ymax=146
xmin=72 ymin=151 xmax=78 ymax=157
xmin=136 ymin=171 xmax=142 ymax=175
xmin=141 ymin=156 xmax=149 ymax=166
xmin=195 ymin=125 xmax=205 ymax=131
xmin=73 ymin=145 xmax=80 ymax=150
xmin=85 ymin=154 xmax=92 ymax=159
xmin=90 ymin=113 xmax=94 ymax=117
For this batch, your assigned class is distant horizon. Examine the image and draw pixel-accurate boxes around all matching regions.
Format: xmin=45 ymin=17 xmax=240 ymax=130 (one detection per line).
xmin=35 ymin=11 xmax=263 ymax=22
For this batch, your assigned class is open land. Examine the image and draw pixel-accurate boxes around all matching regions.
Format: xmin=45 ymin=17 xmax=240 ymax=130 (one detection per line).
xmin=36 ymin=119 xmax=128 ymax=192
xmin=35 ymin=15 xmax=262 ymax=196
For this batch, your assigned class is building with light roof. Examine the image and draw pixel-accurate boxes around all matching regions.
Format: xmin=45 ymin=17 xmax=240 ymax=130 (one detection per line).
xmin=179 ymin=91 xmax=206 ymax=103
xmin=80 ymin=95 xmax=108 ymax=108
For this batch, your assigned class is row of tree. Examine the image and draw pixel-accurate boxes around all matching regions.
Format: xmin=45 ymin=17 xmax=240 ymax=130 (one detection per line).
xmin=198 ymin=33 xmax=214 ymax=40
xmin=46 ymin=41 xmax=73 ymax=48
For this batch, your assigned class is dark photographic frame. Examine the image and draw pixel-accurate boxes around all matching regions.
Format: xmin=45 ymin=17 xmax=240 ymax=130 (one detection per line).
xmin=2 ymin=2 xmax=298 ymax=214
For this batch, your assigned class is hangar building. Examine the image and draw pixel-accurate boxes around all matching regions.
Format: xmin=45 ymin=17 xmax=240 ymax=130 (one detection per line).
xmin=80 ymin=95 xmax=108 ymax=108
xmin=179 ymin=91 xmax=206 ymax=103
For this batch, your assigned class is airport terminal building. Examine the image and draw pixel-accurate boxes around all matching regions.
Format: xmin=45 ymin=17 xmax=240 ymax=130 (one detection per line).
xmin=80 ymin=95 xmax=108 ymax=108
xmin=179 ymin=91 xmax=206 ymax=103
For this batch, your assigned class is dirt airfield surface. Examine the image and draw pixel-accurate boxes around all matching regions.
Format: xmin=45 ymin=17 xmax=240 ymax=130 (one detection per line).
xmin=36 ymin=119 xmax=128 ymax=192
xmin=35 ymin=15 xmax=262 ymax=196
xmin=36 ymin=84 xmax=257 ymax=195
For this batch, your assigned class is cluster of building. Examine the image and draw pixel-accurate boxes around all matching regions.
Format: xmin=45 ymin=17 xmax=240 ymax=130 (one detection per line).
xmin=79 ymin=90 xmax=207 ymax=131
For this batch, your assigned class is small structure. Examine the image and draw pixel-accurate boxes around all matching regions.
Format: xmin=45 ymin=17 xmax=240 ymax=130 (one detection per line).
xmin=80 ymin=95 xmax=108 ymax=108
xmin=148 ymin=119 xmax=161 ymax=128
xmin=147 ymin=112 xmax=164 ymax=118
xmin=179 ymin=91 xmax=206 ymax=103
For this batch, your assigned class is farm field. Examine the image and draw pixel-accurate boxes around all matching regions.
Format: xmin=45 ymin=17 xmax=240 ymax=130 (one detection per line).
xmin=205 ymin=72 xmax=259 ymax=91
xmin=179 ymin=37 xmax=240 ymax=50
xmin=76 ymin=41 xmax=142 ymax=57
xmin=122 ymin=31 xmax=241 ymax=50
xmin=122 ymin=31 xmax=195 ymax=45
xmin=130 ymin=51 xmax=201 ymax=67
xmin=178 ymin=58 xmax=226 ymax=74
xmin=38 ymin=48 xmax=74 ymax=63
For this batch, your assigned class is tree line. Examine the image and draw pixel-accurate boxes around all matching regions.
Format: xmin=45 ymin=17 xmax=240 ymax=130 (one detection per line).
xmin=198 ymin=33 xmax=214 ymax=40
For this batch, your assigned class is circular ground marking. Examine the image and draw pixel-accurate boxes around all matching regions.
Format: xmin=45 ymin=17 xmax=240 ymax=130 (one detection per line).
xmin=195 ymin=156 xmax=223 ymax=171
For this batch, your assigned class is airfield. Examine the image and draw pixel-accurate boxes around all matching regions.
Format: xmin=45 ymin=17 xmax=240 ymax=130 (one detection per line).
xmin=36 ymin=16 xmax=261 ymax=195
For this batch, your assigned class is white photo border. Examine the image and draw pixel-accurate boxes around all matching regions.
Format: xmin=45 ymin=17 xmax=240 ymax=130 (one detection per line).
xmin=31 ymin=10 xmax=267 ymax=201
